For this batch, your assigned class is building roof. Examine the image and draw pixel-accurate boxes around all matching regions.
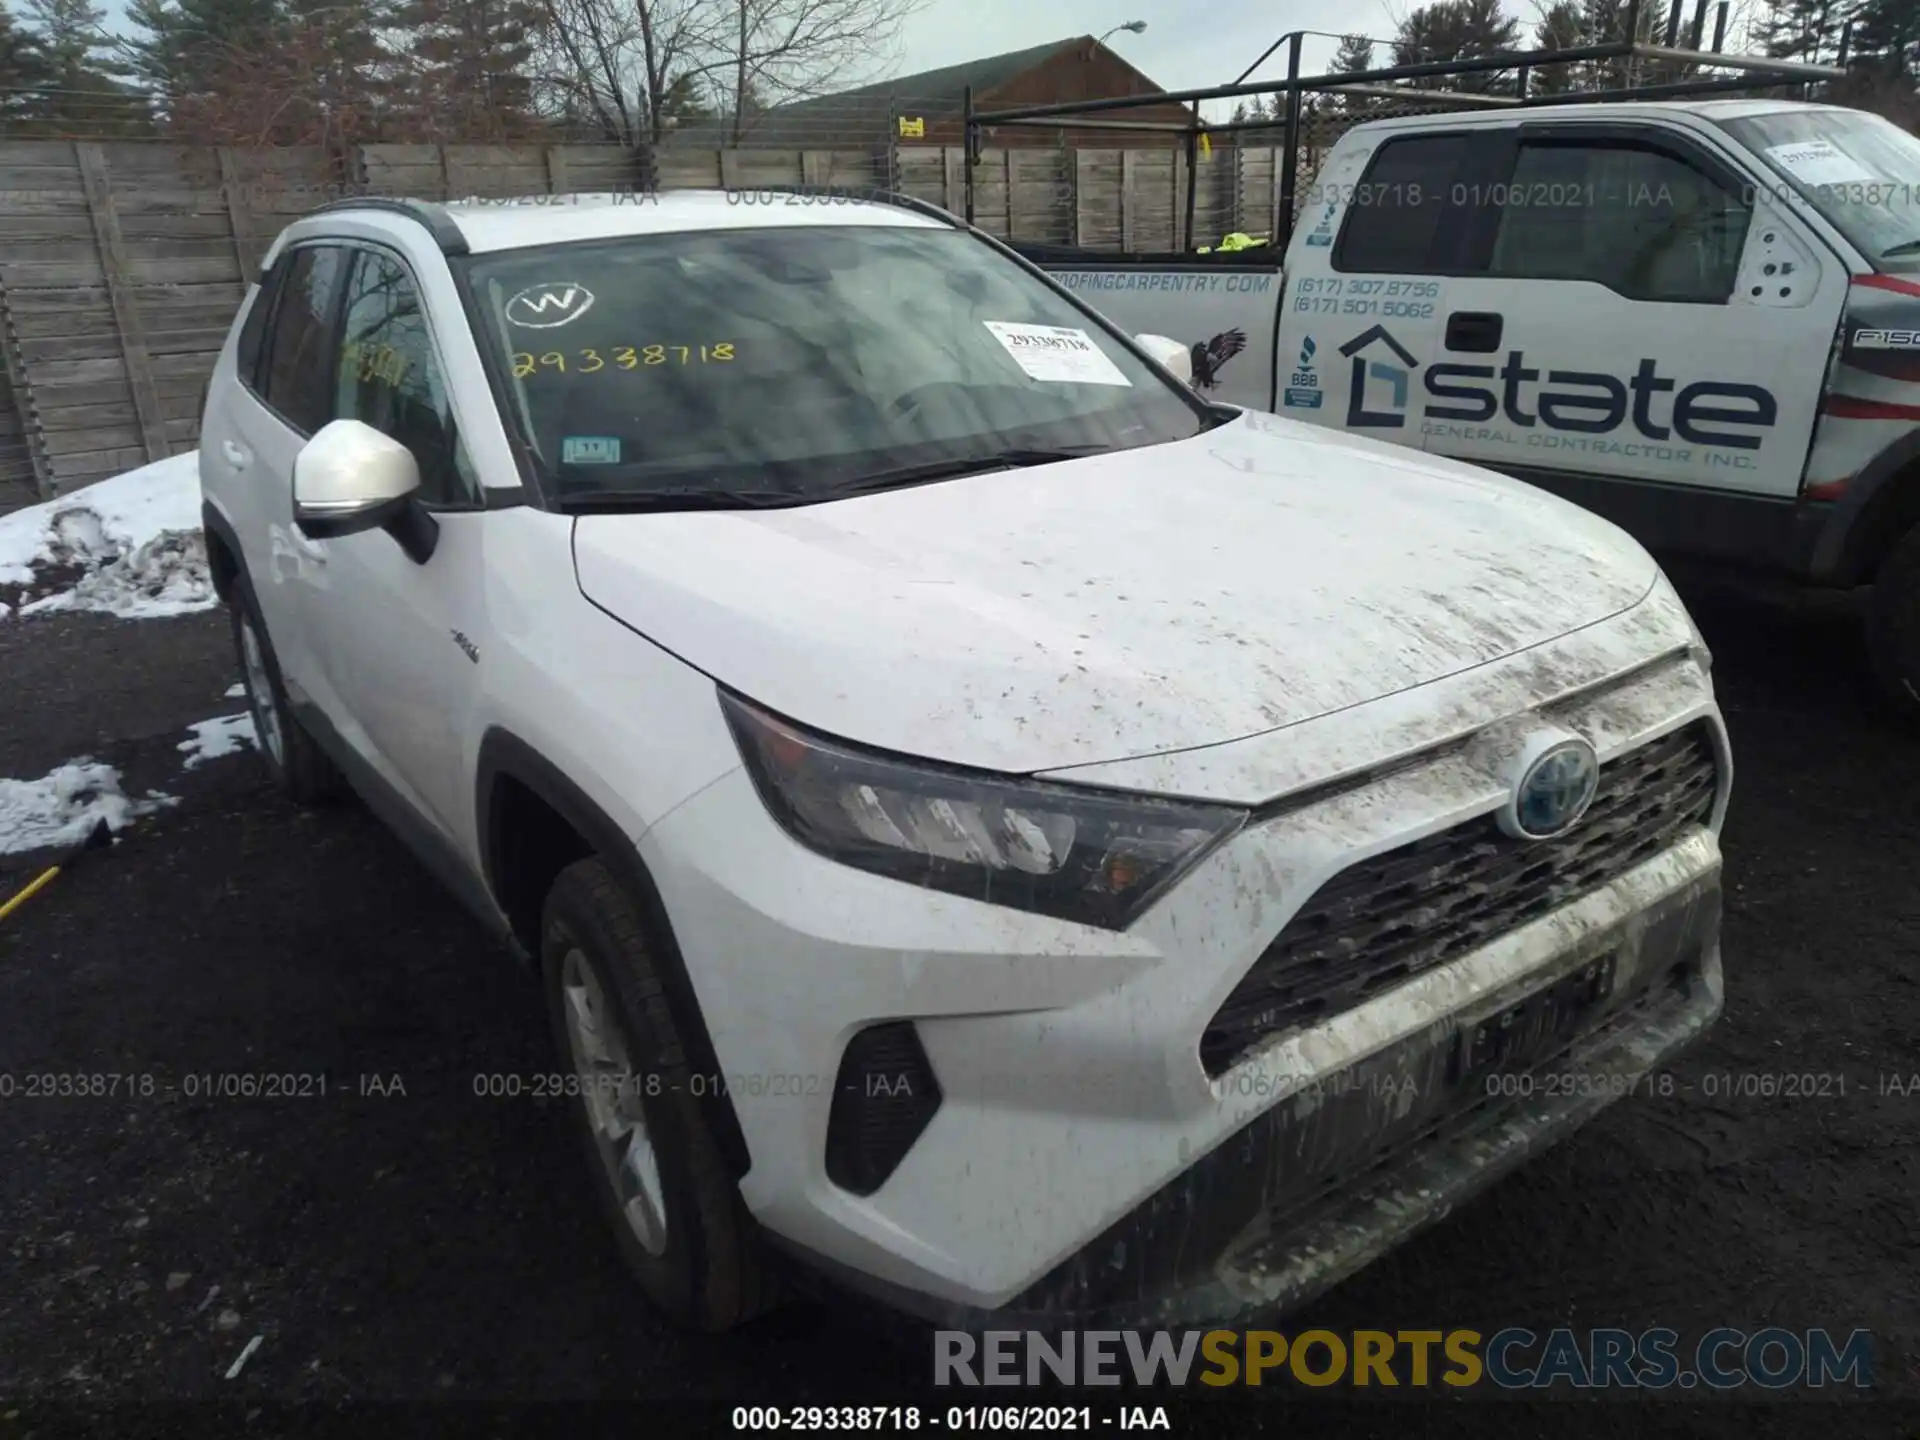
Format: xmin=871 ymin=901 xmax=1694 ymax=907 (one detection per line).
xmin=665 ymin=36 xmax=1156 ymax=148
xmin=766 ymin=37 xmax=1087 ymax=120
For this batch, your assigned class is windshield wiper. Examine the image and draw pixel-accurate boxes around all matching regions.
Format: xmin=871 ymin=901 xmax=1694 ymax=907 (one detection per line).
xmin=816 ymin=446 xmax=1111 ymax=500
xmin=562 ymin=487 xmax=806 ymax=514
xmin=1882 ymin=240 xmax=1920 ymax=258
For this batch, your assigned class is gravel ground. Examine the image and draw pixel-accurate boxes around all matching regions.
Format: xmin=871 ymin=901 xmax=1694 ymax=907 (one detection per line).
xmin=0 ymin=590 xmax=1915 ymax=1440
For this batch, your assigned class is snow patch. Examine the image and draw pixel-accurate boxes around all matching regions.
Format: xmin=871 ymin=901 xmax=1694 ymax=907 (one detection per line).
xmin=179 ymin=713 xmax=258 ymax=769
xmin=0 ymin=453 xmax=214 ymax=620
xmin=224 ymin=682 xmax=246 ymax=699
xmin=0 ymin=761 xmax=177 ymax=857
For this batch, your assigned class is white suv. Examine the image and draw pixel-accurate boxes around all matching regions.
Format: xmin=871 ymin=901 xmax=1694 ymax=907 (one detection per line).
xmin=198 ymin=189 xmax=1732 ymax=1332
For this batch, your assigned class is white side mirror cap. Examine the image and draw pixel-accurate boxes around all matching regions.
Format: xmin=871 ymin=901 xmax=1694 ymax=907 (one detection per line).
xmin=293 ymin=419 xmax=421 ymax=538
xmin=1135 ymin=333 xmax=1193 ymax=386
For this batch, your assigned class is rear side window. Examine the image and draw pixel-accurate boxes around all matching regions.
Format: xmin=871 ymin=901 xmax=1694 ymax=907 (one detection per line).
xmin=1333 ymin=134 xmax=1471 ymax=273
xmin=259 ymin=245 xmax=347 ymax=434
xmin=1485 ymin=140 xmax=1751 ymax=303
xmin=234 ymin=267 xmax=281 ymax=391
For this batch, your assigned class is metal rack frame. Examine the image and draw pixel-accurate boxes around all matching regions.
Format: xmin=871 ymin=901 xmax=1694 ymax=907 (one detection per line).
xmin=962 ymin=1 xmax=1851 ymax=248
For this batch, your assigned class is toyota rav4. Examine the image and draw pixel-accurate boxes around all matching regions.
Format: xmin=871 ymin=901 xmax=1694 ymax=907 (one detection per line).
xmin=197 ymin=188 xmax=1731 ymax=1332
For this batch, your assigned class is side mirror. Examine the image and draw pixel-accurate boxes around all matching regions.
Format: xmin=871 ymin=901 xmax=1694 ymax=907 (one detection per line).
xmin=1135 ymin=333 xmax=1194 ymax=387
xmin=293 ymin=419 xmax=421 ymax=539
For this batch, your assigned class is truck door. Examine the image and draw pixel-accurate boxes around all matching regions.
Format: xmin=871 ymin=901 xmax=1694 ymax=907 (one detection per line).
xmin=1418 ymin=120 xmax=1845 ymax=502
xmin=1273 ymin=127 xmax=1489 ymax=448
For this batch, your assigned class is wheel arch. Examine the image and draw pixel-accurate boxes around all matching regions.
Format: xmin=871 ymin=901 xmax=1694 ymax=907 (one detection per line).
xmin=474 ymin=727 xmax=753 ymax=1180
xmin=201 ymin=500 xmax=243 ymax=604
xmin=1818 ymin=435 xmax=1920 ymax=589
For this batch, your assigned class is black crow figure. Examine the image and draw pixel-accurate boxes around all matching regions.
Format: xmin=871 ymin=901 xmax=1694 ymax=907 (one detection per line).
xmin=1190 ymin=329 xmax=1247 ymax=390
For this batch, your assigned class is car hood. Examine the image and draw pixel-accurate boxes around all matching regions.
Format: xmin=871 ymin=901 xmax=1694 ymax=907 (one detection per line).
xmin=571 ymin=411 xmax=1659 ymax=775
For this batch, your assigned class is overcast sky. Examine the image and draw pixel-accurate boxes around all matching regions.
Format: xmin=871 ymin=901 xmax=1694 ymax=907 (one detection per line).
xmin=890 ymin=0 xmax=1413 ymax=120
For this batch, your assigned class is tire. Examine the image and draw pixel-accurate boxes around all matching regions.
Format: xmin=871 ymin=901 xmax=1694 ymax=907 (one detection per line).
xmin=229 ymin=578 xmax=343 ymax=805
xmin=1867 ymin=521 xmax=1920 ymax=723
xmin=541 ymin=857 xmax=776 ymax=1332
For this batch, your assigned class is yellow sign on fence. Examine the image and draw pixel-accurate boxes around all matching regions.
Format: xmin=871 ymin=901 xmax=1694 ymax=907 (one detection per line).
xmin=898 ymin=116 xmax=925 ymax=138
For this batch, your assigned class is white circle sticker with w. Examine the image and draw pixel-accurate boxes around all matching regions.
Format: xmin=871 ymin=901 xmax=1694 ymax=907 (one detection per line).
xmin=505 ymin=282 xmax=595 ymax=329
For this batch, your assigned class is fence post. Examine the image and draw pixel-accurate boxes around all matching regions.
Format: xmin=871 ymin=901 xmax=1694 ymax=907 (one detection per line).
xmin=75 ymin=142 xmax=167 ymax=468
xmin=0 ymin=283 xmax=52 ymax=500
xmin=544 ymin=145 xmax=570 ymax=196
xmin=216 ymin=148 xmax=258 ymax=279
xmin=1121 ymin=149 xmax=1139 ymax=251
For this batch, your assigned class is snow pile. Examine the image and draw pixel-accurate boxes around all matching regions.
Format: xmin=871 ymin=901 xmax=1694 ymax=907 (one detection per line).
xmin=178 ymin=713 xmax=257 ymax=769
xmin=0 ymin=453 xmax=214 ymax=620
xmin=0 ymin=761 xmax=177 ymax=857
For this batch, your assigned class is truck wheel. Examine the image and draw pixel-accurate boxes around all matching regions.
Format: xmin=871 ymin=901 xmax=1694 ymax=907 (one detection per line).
xmin=541 ymin=857 xmax=776 ymax=1332
xmin=230 ymin=579 xmax=343 ymax=805
xmin=1868 ymin=521 xmax=1920 ymax=722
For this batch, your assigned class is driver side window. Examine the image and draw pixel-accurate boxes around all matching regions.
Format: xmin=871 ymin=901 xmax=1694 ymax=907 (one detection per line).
xmin=334 ymin=249 xmax=480 ymax=507
xmin=1486 ymin=139 xmax=1751 ymax=304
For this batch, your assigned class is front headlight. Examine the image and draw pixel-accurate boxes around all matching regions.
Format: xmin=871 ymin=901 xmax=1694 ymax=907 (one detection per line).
xmin=719 ymin=691 xmax=1247 ymax=931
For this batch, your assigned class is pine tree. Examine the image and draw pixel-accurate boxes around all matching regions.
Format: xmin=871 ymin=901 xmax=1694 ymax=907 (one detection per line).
xmin=394 ymin=0 xmax=540 ymax=140
xmin=1392 ymin=0 xmax=1523 ymax=93
xmin=1849 ymin=0 xmax=1920 ymax=76
xmin=124 ymin=0 xmax=282 ymax=121
xmin=1331 ymin=32 xmax=1378 ymax=115
xmin=1530 ymin=1 xmax=1583 ymax=95
xmin=0 ymin=0 xmax=51 ymax=128
xmin=19 ymin=0 xmax=147 ymax=130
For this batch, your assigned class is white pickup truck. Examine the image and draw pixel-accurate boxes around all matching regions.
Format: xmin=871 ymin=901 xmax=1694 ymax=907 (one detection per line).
xmin=1029 ymin=98 xmax=1920 ymax=716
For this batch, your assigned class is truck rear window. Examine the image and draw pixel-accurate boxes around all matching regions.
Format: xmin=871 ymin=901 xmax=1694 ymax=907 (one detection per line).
xmin=1333 ymin=134 xmax=1471 ymax=274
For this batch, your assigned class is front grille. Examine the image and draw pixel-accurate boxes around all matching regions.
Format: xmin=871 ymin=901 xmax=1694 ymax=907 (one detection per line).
xmin=1199 ymin=722 xmax=1718 ymax=1076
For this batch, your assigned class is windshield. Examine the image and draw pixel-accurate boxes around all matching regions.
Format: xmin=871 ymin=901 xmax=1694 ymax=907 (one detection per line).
xmin=459 ymin=223 xmax=1212 ymax=509
xmin=1721 ymin=108 xmax=1920 ymax=271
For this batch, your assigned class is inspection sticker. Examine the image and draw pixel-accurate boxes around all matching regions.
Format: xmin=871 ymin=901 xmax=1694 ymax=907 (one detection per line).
xmin=561 ymin=436 xmax=621 ymax=464
xmin=1764 ymin=139 xmax=1877 ymax=188
xmin=984 ymin=322 xmax=1132 ymax=386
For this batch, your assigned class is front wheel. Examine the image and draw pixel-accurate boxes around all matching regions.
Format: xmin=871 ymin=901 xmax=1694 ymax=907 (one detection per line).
xmin=541 ymin=857 xmax=776 ymax=1331
xmin=229 ymin=579 xmax=342 ymax=804
xmin=1867 ymin=521 xmax=1920 ymax=722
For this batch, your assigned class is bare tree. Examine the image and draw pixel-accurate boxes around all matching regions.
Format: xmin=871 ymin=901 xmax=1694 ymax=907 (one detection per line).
xmin=526 ymin=0 xmax=723 ymax=145
xmin=716 ymin=0 xmax=927 ymax=141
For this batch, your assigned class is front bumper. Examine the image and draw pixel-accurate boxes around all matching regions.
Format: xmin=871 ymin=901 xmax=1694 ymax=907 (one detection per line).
xmin=639 ymin=653 xmax=1728 ymax=1323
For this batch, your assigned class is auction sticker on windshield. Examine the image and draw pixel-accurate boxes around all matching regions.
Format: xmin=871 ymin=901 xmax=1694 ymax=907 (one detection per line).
xmin=984 ymin=322 xmax=1132 ymax=386
xmin=1764 ymin=139 xmax=1877 ymax=188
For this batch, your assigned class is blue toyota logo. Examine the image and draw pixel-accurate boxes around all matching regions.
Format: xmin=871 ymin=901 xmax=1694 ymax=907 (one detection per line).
xmin=1510 ymin=740 xmax=1600 ymax=840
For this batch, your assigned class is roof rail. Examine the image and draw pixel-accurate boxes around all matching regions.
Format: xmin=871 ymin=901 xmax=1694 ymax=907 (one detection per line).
xmin=306 ymin=196 xmax=470 ymax=256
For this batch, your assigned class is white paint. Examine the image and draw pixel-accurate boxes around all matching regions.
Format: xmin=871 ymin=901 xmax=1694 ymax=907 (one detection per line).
xmin=0 ymin=452 xmax=213 ymax=620
xmin=573 ymin=411 xmax=1656 ymax=776
xmin=293 ymin=421 xmax=420 ymax=514
xmin=504 ymin=282 xmax=595 ymax=328
xmin=982 ymin=322 xmax=1131 ymax=386
xmin=0 ymin=761 xmax=175 ymax=856
xmin=224 ymin=1334 xmax=263 ymax=1380
xmin=179 ymin=713 xmax=258 ymax=769
xmin=197 ymin=190 xmax=1739 ymax=1324
xmin=1764 ymin=138 xmax=1877 ymax=188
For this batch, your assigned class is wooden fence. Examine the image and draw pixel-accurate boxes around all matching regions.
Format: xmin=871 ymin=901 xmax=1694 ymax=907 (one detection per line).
xmin=0 ymin=139 xmax=1317 ymax=508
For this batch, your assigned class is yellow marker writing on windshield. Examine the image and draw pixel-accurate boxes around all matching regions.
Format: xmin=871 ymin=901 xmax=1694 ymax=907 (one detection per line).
xmin=511 ymin=344 xmax=735 ymax=378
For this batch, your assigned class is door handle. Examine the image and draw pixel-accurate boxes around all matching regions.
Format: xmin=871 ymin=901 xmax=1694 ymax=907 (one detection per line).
xmin=221 ymin=439 xmax=251 ymax=469
xmin=1445 ymin=311 xmax=1504 ymax=353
